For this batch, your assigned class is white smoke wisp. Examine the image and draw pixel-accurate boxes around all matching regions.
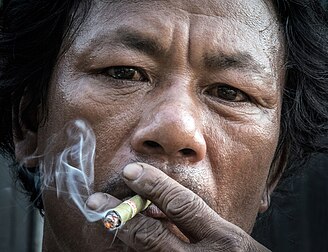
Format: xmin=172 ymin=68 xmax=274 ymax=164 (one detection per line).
xmin=38 ymin=119 xmax=106 ymax=222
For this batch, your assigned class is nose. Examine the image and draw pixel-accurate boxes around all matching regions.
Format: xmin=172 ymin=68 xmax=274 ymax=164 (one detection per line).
xmin=131 ymin=97 xmax=206 ymax=163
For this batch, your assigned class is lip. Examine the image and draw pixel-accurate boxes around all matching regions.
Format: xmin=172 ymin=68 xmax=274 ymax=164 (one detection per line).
xmin=144 ymin=204 xmax=166 ymax=219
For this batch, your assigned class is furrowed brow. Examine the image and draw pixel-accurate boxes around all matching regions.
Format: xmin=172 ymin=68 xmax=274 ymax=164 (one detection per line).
xmin=204 ymin=52 xmax=266 ymax=74
xmin=114 ymin=28 xmax=168 ymax=58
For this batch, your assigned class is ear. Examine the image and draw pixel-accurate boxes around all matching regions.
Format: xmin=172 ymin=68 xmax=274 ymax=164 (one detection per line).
xmin=258 ymin=183 xmax=276 ymax=213
xmin=14 ymin=128 xmax=38 ymax=167
xmin=12 ymin=93 xmax=40 ymax=167
xmin=258 ymin=147 xmax=288 ymax=213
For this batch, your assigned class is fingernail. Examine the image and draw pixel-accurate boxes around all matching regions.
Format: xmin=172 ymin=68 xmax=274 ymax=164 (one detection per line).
xmin=123 ymin=163 xmax=143 ymax=180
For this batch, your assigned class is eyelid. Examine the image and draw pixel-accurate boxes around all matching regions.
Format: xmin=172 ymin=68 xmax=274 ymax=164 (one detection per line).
xmin=99 ymin=66 xmax=152 ymax=82
xmin=205 ymin=83 xmax=251 ymax=103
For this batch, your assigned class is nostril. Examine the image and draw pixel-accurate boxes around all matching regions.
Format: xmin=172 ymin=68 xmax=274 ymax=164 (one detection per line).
xmin=179 ymin=148 xmax=196 ymax=157
xmin=140 ymin=141 xmax=199 ymax=159
xmin=143 ymin=140 xmax=162 ymax=149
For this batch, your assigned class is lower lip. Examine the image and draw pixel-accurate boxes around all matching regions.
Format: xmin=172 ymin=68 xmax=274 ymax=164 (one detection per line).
xmin=144 ymin=204 xmax=166 ymax=218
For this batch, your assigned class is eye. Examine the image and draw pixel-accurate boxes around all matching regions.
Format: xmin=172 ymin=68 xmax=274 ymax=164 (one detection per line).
xmin=205 ymin=84 xmax=249 ymax=102
xmin=102 ymin=66 xmax=148 ymax=82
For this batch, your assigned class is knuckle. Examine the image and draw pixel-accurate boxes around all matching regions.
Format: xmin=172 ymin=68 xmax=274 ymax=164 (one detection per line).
xmin=213 ymin=237 xmax=242 ymax=252
xmin=145 ymin=175 xmax=205 ymax=219
xmin=146 ymin=175 xmax=170 ymax=199
xmin=142 ymin=169 xmax=207 ymax=222
xmin=210 ymin=231 xmax=251 ymax=252
xmin=165 ymin=190 xmax=203 ymax=220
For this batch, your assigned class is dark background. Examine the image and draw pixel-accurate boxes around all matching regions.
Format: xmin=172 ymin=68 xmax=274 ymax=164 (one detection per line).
xmin=252 ymin=149 xmax=328 ymax=251
xmin=0 ymin=156 xmax=43 ymax=252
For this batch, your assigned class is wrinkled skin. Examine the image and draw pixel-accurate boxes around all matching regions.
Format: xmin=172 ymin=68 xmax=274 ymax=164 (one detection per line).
xmin=15 ymin=0 xmax=285 ymax=251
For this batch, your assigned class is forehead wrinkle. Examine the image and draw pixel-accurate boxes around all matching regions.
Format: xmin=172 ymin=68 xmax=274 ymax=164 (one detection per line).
xmin=68 ymin=26 xmax=171 ymax=63
xmin=94 ymin=0 xmax=277 ymax=29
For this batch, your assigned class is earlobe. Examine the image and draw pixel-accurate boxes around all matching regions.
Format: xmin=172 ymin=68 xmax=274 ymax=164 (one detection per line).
xmin=258 ymin=144 xmax=288 ymax=213
xmin=258 ymin=174 xmax=282 ymax=213
xmin=14 ymin=129 xmax=38 ymax=167
xmin=258 ymin=189 xmax=270 ymax=213
xmin=12 ymin=89 xmax=41 ymax=167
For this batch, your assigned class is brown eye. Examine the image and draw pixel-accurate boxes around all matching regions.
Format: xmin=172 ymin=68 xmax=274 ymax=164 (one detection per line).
xmin=104 ymin=66 xmax=148 ymax=81
xmin=206 ymin=85 xmax=249 ymax=102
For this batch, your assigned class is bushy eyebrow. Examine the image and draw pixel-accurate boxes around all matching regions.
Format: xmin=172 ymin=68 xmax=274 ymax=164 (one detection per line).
xmin=203 ymin=52 xmax=266 ymax=74
xmin=114 ymin=28 xmax=168 ymax=59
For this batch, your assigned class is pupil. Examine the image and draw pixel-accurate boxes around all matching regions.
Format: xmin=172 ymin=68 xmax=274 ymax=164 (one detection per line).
xmin=219 ymin=87 xmax=237 ymax=100
xmin=114 ymin=68 xmax=135 ymax=79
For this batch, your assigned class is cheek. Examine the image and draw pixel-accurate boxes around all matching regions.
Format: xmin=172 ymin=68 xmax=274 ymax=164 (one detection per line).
xmin=45 ymin=68 xmax=143 ymax=144
xmin=204 ymin=113 xmax=280 ymax=230
xmin=39 ymin=70 xmax=146 ymax=183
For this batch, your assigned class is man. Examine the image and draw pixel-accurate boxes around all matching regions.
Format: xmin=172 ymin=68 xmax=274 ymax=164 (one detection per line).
xmin=0 ymin=0 xmax=327 ymax=251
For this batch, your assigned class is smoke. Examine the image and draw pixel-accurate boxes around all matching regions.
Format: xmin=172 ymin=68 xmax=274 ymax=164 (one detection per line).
xmin=37 ymin=119 xmax=107 ymax=222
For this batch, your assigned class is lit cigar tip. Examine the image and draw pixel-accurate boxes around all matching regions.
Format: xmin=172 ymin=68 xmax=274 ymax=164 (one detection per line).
xmin=104 ymin=221 xmax=113 ymax=229
xmin=103 ymin=211 xmax=121 ymax=230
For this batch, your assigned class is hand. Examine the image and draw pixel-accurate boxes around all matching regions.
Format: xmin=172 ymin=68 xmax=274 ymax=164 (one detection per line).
xmin=87 ymin=163 xmax=270 ymax=252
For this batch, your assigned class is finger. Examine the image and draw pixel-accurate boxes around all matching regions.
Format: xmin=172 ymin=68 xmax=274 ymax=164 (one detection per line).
xmin=122 ymin=162 xmax=220 ymax=241
xmin=85 ymin=193 xmax=123 ymax=248
xmin=117 ymin=214 xmax=192 ymax=252
xmin=87 ymin=192 xmax=192 ymax=251
xmin=86 ymin=192 xmax=121 ymax=212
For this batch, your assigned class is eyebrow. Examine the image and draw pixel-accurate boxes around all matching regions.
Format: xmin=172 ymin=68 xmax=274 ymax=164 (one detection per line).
xmin=114 ymin=28 xmax=168 ymax=59
xmin=112 ymin=28 xmax=268 ymax=75
xmin=203 ymin=52 xmax=266 ymax=74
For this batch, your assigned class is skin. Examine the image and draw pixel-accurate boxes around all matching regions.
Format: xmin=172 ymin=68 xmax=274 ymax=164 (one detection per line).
xmin=14 ymin=0 xmax=285 ymax=251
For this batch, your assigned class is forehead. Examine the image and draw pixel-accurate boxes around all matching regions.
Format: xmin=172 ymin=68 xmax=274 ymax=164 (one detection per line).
xmin=88 ymin=0 xmax=276 ymax=22
xmin=80 ymin=0 xmax=279 ymax=33
xmin=70 ymin=0 xmax=283 ymax=66
xmin=78 ymin=0 xmax=279 ymax=39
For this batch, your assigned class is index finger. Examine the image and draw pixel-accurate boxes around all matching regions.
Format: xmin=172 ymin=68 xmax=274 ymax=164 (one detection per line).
xmin=122 ymin=162 xmax=221 ymax=241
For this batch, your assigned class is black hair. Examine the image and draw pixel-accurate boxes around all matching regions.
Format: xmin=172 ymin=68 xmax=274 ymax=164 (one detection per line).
xmin=0 ymin=0 xmax=327 ymax=213
xmin=0 ymin=0 xmax=92 ymax=211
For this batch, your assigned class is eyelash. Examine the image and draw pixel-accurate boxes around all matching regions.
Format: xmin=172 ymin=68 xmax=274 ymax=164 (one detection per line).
xmin=99 ymin=66 xmax=150 ymax=82
xmin=204 ymin=84 xmax=250 ymax=103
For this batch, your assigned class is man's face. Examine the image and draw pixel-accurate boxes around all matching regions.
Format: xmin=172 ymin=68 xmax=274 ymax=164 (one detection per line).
xmin=37 ymin=0 xmax=284 ymax=250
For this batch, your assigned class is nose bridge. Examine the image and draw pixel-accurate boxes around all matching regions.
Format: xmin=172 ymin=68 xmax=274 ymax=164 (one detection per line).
xmin=131 ymin=86 xmax=206 ymax=163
